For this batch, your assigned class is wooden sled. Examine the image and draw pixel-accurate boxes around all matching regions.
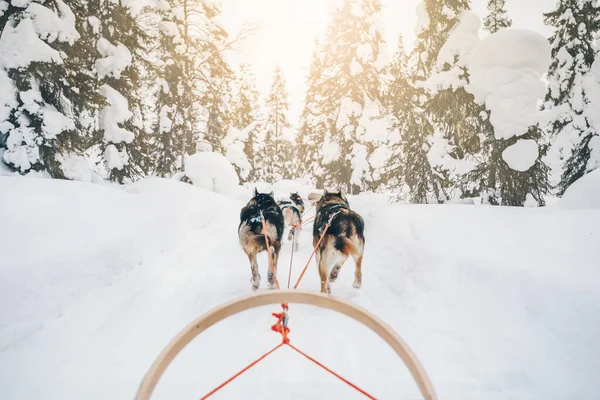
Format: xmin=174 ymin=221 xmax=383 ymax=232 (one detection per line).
xmin=134 ymin=290 xmax=438 ymax=400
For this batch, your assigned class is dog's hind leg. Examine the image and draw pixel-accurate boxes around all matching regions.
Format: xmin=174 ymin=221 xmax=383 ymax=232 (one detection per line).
xmin=248 ymin=254 xmax=260 ymax=290
xmin=352 ymin=253 xmax=363 ymax=289
xmin=294 ymin=228 xmax=300 ymax=252
xmin=328 ymin=261 xmax=343 ymax=283
xmin=267 ymin=245 xmax=280 ymax=289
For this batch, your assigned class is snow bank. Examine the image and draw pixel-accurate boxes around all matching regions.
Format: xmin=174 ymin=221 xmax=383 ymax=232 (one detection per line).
xmin=502 ymin=139 xmax=539 ymax=172
xmin=2 ymin=177 xmax=600 ymax=400
xmin=559 ymin=169 xmax=600 ymax=210
xmin=184 ymin=152 xmax=240 ymax=195
xmin=467 ymin=29 xmax=551 ymax=140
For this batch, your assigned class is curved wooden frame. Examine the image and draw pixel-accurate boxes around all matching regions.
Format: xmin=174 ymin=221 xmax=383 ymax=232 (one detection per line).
xmin=134 ymin=290 xmax=437 ymax=400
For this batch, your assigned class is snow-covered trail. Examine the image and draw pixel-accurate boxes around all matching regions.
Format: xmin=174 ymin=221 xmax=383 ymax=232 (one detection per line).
xmin=1 ymin=177 xmax=599 ymax=400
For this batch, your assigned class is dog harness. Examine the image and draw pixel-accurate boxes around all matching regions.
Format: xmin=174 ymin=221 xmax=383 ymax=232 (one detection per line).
xmin=315 ymin=203 xmax=346 ymax=234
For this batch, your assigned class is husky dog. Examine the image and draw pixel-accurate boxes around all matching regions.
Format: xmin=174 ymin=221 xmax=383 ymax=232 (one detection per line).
xmin=277 ymin=192 xmax=305 ymax=251
xmin=239 ymin=188 xmax=284 ymax=290
xmin=312 ymin=189 xmax=365 ymax=294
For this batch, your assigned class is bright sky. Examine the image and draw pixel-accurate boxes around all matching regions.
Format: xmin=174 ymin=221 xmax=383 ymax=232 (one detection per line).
xmin=219 ymin=0 xmax=555 ymax=125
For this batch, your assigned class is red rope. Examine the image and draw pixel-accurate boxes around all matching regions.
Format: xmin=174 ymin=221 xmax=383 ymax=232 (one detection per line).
xmin=286 ymin=230 xmax=295 ymax=289
xmin=286 ymin=343 xmax=377 ymax=399
xmin=293 ymin=223 xmax=330 ymax=289
xmin=199 ymin=342 xmax=284 ymax=400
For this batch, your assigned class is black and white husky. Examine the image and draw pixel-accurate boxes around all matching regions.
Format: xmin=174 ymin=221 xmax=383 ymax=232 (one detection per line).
xmin=277 ymin=192 xmax=305 ymax=251
xmin=239 ymin=188 xmax=284 ymax=290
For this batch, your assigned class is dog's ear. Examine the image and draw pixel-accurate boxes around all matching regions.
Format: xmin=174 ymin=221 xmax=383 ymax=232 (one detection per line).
xmin=253 ymin=187 xmax=258 ymax=197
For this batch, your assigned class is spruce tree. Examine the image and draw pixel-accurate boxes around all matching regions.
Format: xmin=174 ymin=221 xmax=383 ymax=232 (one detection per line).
xmin=1 ymin=0 xmax=101 ymax=179
xmin=483 ymin=0 xmax=512 ymax=33
xmin=263 ymin=66 xmax=293 ymax=183
xmin=543 ymin=0 xmax=600 ymax=195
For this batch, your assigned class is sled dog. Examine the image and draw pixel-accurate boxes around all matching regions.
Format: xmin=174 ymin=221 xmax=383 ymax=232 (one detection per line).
xmin=312 ymin=189 xmax=365 ymax=294
xmin=238 ymin=188 xmax=284 ymax=290
xmin=277 ymin=193 xmax=305 ymax=251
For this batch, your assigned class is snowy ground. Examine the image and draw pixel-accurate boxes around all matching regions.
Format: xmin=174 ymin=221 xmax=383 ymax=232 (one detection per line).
xmin=1 ymin=175 xmax=599 ymax=400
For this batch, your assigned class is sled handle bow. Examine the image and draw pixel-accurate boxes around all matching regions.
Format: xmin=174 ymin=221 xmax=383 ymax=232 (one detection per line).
xmin=134 ymin=290 xmax=438 ymax=400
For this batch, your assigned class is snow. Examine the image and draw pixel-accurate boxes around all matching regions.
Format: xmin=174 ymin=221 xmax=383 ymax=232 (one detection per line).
xmin=95 ymin=38 xmax=132 ymax=80
xmin=42 ymin=106 xmax=75 ymax=139
xmin=502 ymin=139 xmax=540 ymax=172
xmin=28 ymin=0 xmax=79 ymax=45
xmin=104 ymin=144 xmax=129 ymax=171
xmin=184 ymin=152 xmax=240 ymax=195
xmin=414 ymin=1 xmax=430 ymax=35
xmin=1 ymin=177 xmax=599 ymax=400
xmin=99 ymin=85 xmax=135 ymax=144
xmin=467 ymin=29 xmax=551 ymax=140
xmin=0 ymin=17 xmax=63 ymax=70
xmin=0 ymin=69 xmax=17 ymax=129
xmin=223 ymin=125 xmax=254 ymax=180
xmin=57 ymin=153 xmax=93 ymax=183
xmin=559 ymin=169 xmax=600 ymax=210
xmin=436 ymin=11 xmax=481 ymax=70
xmin=11 ymin=0 xmax=32 ymax=8
xmin=88 ymin=16 xmax=101 ymax=35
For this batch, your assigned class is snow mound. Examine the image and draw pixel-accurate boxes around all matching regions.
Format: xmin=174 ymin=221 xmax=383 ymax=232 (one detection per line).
xmin=559 ymin=169 xmax=600 ymax=210
xmin=502 ymin=139 xmax=539 ymax=172
xmin=184 ymin=152 xmax=240 ymax=195
xmin=467 ymin=29 xmax=551 ymax=140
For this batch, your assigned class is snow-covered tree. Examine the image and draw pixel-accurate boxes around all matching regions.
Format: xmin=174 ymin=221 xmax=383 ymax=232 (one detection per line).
xmin=543 ymin=0 xmax=600 ymax=195
xmin=90 ymin=0 xmax=152 ymax=183
xmin=298 ymin=0 xmax=386 ymax=193
xmin=230 ymin=63 xmax=262 ymax=182
xmin=1 ymin=0 xmax=101 ymax=179
xmin=296 ymin=40 xmax=327 ymax=185
xmin=263 ymin=66 xmax=293 ymax=183
xmin=422 ymin=9 xmax=481 ymax=186
xmin=483 ymin=0 xmax=512 ymax=33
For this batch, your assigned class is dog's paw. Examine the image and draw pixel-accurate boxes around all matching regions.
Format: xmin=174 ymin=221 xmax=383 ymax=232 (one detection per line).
xmin=352 ymin=280 xmax=362 ymax=289
xmin=328 ymin=265 xmax=341 ymax=283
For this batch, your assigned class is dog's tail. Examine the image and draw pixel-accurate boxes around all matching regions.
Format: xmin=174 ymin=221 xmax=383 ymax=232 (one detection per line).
xmin=337 ymin=236 xmax=363 ymax=258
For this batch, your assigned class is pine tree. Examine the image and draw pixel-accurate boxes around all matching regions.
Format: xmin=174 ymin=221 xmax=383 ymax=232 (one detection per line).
xmin=151 ymin=0 xmax=192 ymax=177
xmin=263 ymin=66 xmax=293 ymax=183
xmin=89 ymin=0 xmax=153 ymax=183
xmin=297 ymin=40 xmax=327 ymax=185
xmin=298 ymin=0 xmax=385 ymax=193
xmin=1 ymin=0 xmax=101 ymax=179
xmin=544 ymin=0 xmax=600 ymax=195
xmin=379 ymin=35 xmax=410 ymax=190
xmin=483 ymin=0 xmax=512 ymax=33
xmin=231 ymin=63 xmax=262 ymax=182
